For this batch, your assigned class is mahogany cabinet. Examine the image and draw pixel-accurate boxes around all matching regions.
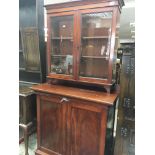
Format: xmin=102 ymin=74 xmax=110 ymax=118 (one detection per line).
xmin=45 ymin=0 xmax=124 ymax=92
xmin=31 ymin=1 xmax=123 ymax=155
xmin=32 ymin=83 xmax=118 ymax=155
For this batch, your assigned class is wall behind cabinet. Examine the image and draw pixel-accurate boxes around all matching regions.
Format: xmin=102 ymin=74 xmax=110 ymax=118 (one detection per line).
xmin=45 ymin=0 xmax=73 ymax=5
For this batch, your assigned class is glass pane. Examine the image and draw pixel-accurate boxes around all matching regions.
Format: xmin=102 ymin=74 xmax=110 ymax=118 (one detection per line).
xmin=80 ymin=12 xmax=112 ymax=79
xmin=50 ymin=15 xmax=74 ymax=75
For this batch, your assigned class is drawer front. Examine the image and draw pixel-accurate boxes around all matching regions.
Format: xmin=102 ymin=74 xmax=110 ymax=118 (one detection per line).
xmin=40 ymin=94 xmax=70 ymax=104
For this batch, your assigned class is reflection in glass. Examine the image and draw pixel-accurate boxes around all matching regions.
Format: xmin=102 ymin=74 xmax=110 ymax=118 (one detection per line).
xmin=51 ymin=55 xmax=73 ymax=75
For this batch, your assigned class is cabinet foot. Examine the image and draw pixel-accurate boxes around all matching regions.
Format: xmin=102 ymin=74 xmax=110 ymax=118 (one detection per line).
xmin=104 ymin=86 xmax=111 ymax=93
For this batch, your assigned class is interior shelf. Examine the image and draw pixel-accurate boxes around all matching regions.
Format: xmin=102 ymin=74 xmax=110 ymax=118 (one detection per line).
xmin=51 ymin=37 xmax=73 ymax=40
xmin=82 ymin=36 xmax=109 ymax=39
xmin=81 ymin=56 xmax=109 ymax=59
xmin=51 ymin=55 xmax=68 ymax=57
xmin=51 ymin=55 xmax=109 ymax=59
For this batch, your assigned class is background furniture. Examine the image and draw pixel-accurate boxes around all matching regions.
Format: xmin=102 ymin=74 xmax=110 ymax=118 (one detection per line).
xmin=19 ymin=0 xmax=46 ymax=83
xmin=114 ymin=43 xmax=135 ymax=155
xmin=19 ymin=0 xmax=45 ymax=153
xmin=19 ymin=82 xmax=37 ymax=155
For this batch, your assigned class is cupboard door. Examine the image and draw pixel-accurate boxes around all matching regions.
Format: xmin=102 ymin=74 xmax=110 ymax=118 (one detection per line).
xmin=79 ymin=9 xmax=113 ymax=81
xmin=38 ymin=95 xmax=65 ymax=155
xmin=68 ymin=100 xmax=108 ymax=155
xmin=48 ymin=12 xmax=76 ymax=79
xmin=21 ymin=27 xmax=41 ymax=72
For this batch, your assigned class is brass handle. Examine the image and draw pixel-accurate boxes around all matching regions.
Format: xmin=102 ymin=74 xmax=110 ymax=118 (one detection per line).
xmin=60 ymin=97 xmax=69 ymax=103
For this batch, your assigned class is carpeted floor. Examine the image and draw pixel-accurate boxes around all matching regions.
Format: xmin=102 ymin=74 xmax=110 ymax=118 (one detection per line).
xmin=19 ymin=133 xmax=37 ymax=155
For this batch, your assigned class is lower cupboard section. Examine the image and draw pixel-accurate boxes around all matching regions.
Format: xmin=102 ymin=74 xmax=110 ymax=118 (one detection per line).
xmin=35 ymin=94 xmax=116 ymax=155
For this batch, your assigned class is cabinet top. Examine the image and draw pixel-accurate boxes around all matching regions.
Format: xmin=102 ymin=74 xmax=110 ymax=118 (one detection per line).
xmin=45 ymin=0 xmax=124 ymax=10
xmin=32 ymin=83 xmax=118 ymax=106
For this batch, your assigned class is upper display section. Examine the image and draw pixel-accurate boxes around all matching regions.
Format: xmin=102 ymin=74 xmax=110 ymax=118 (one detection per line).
xmin=45 ymin=0 xmax=123 ymax=92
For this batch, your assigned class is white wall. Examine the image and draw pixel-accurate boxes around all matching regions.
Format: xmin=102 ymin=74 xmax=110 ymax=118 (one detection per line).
xmin=44 ymin=0 xmax=78 ymax=5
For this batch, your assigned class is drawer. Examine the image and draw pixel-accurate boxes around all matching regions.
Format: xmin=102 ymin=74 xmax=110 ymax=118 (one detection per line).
xmin=39 ymin=93 xmax=71 ymax=105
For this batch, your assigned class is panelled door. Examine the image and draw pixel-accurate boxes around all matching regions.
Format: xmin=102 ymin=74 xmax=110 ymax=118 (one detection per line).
xmin=38 ymin=94 xmax=68 ymax=155
xmin=21 ymin=27 xmax=41 ymax=72
xmin=67 ymin=99 xmax=108 ymax=155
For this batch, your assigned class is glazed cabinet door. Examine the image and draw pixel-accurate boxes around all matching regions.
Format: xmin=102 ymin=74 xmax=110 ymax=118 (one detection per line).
xmin=78 ymin=8 xmax=115 ymax=84
xmin=47 ymin=12 xmax=76 ymax=80
xmin=37 ymin=94 xmax=68 ymax=155
xmin=68 ymin=99 xmax=108 ymax=155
